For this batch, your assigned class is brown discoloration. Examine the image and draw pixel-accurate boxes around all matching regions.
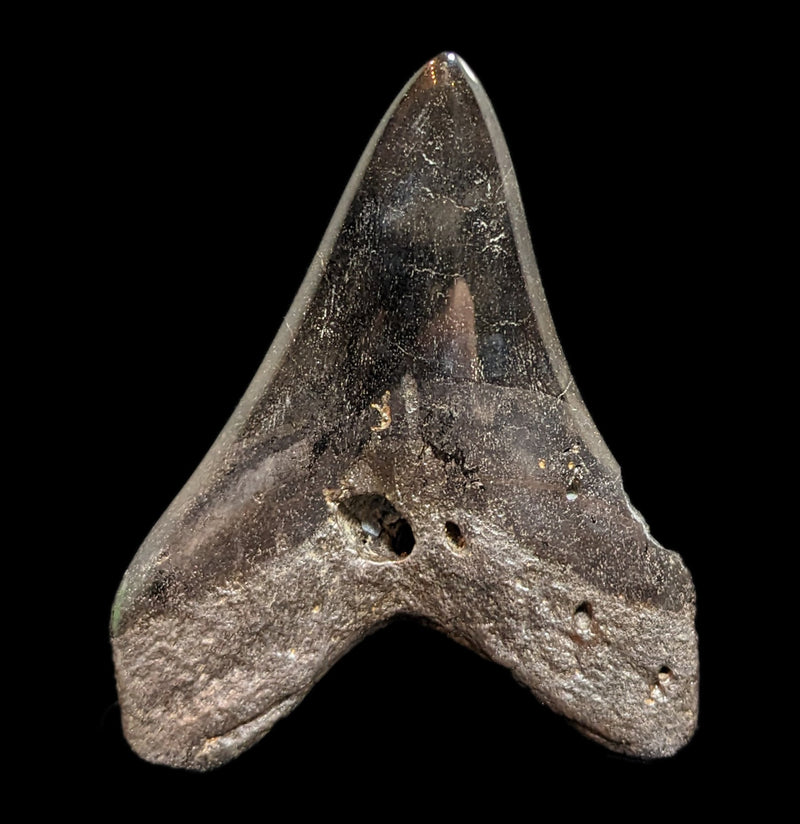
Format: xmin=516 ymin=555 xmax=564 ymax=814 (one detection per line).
xmin=370 ymin=391 xmax=392 ymax=431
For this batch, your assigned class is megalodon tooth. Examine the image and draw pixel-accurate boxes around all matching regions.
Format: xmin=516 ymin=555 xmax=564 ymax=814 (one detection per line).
xmin=111 ymin=52 xmax=699 ymax=770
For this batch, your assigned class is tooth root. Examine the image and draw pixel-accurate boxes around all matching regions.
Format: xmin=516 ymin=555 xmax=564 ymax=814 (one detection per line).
xmin=111 ymin=52 xmax=698 ymax=771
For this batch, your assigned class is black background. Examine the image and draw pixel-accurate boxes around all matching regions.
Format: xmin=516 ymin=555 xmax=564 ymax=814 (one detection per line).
xmin=52 ymin=15 xmax=768 ymax=814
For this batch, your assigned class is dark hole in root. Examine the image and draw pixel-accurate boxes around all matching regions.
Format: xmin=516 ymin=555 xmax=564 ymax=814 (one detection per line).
xmin=444 ymin=521 xmax=466 ymax=549
xmin=389 ymin=518 xmax=415 ymax=557
xmin=337 ymin=493 xmax=415 ymax=559
xmin=575 ymin=601 xmax=592 ymax=617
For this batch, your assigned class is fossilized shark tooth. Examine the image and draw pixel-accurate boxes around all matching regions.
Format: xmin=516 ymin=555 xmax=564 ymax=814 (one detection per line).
xmin=111 ymin=52 xmax=698 ymax=770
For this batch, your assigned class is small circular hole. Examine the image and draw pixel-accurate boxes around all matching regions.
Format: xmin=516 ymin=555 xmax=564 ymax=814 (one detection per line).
xmin=445 ymin=521 xmax=466 ymax=549
xmin=573 ymin=601 xmax=593 ymax=634
xmin=336 ymin=493 xmax=415 ymax=560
